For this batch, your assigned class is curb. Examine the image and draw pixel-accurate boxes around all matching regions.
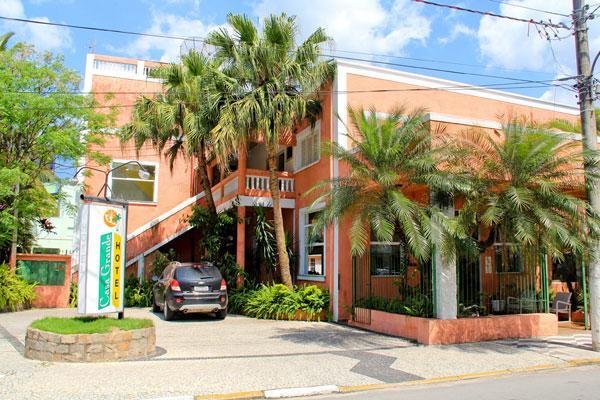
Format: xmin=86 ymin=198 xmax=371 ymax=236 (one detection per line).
xmin=187 ymin=358 xmax=600 ymax=400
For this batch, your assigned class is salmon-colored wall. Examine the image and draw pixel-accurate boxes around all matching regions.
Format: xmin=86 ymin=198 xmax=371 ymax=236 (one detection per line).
xmin=345 ymin=73 xmax=579 ymax=125
xmin=350 ymin=308 xmax=558 ymax=345
xmin=17 ymin=254 xmax=71 ymax=308
xmin=85 ymin=135 xmax=194 ymax=235
xmin=295 ymin=86 xmax=335 ymax=300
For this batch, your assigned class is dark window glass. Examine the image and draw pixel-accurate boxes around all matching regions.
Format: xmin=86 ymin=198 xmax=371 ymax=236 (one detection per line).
xmin=175 ymin=266 xmax=221 ymax=281
xmin=494 ymin=246 xmax=523 ymax=273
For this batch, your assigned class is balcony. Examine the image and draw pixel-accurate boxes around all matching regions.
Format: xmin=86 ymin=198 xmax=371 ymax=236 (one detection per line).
xmin=208 ymin=168 xmax=295 ymax=210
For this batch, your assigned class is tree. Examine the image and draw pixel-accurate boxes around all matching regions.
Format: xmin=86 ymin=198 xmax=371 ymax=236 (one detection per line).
xmin=121 ymin=50 xmax=221 ymax=217
xmin=308 ymin=107 xmax=463 ymax=261
xmin=206 ymin=13 xmax=334 ymax=288
xmin=451 ymin=123 xmax=600 ymax=260
xmin=0 ymin=42 xmax=109 ymax=263
xmin=0 ymin=32 xmax=14 ymax=51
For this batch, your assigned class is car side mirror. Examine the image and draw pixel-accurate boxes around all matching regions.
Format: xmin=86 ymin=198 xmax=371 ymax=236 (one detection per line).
xmin=151 ymin=275 xmax=159 ymax=282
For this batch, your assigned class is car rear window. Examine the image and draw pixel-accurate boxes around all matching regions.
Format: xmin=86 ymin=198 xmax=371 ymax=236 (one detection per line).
xmin=175 ymin=266 xmax=220 ymax=281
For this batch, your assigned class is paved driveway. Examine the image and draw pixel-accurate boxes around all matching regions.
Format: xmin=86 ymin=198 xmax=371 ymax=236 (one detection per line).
xmin=0 ymin=308 xmax=596 ymax=400
xmin=0 ymin=307 xmax=416 ymax=399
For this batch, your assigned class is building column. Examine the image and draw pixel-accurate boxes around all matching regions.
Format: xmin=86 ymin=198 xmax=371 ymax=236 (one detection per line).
xmin=238 ymin=144 xmax=247 ymax=196
xmin=434 ymin=203 xmax=457 ymax=320
xmin=236 ymin=206 xmax=246 ymax=272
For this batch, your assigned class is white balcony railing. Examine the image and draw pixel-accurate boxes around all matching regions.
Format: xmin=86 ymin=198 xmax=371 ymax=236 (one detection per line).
xmin=246 ymin=175 xmax=295 ymax=193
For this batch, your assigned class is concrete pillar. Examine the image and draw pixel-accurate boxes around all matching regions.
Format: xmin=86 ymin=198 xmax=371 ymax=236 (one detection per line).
xmin=435 ymin=203 xmax=457 ymax=320
xmin=236 ymin=206 xmax=246 ymax=271
xmin=238 ymin=144 xmax=247 ymax=196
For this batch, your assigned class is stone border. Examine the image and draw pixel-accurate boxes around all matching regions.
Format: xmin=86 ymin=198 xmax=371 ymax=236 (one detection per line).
xmin=24 ymin=326 xmax=155 ymax=362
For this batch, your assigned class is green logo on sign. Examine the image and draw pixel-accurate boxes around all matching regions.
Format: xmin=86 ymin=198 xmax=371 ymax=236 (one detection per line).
xmin=99 ymin=233 xmax=112 ymax=309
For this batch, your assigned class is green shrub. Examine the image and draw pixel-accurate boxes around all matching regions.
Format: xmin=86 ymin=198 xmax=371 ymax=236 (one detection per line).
xmin=238 ymin=284 xmax=329 ymax=321
xmin=355 ymin=294 xmax=433 ymax=318
xmin=69 ymin=282 xmax=78 ymax=308
xmin=124 ymin=275 xmax=153 ymax=307
xmin=0 ymin=263 xmax=36 ymax=312
xmin=152 ymin=249 xmax=176 ymax=277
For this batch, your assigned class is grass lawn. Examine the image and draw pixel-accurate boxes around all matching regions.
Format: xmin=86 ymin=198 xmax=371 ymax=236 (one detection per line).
xmin=30 ymin=317 xmax=153 ymax=334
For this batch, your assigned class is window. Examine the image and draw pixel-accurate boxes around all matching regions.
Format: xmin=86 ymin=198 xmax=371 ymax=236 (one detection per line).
xmin=299 ymin=209 xmax=325 ymax=277
xmin=370 ymin=229 xmax=408 ymax=276
xmin=494 ymin=245 xmax=523 ymax=273
xmin=296 ymin=122 xmax=320 ymax=170
xmin=110 ymin=161 xmax=157 ymax=202
xmin=552 ymin=253 xmax=577 ymax=282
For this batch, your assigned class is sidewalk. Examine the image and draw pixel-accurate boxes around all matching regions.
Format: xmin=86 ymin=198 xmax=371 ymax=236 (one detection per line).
xmin=0 ymin=308 xmax=598 ymax=400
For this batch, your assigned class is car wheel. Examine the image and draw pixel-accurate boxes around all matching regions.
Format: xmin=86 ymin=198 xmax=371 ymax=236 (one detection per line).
xmin=215 ymin=308 xmax=227 ymax=320
xmin=151 ymin=296 xmax=160 ymax=313
xmin=163 ymin=300 xmax=175 ymax=321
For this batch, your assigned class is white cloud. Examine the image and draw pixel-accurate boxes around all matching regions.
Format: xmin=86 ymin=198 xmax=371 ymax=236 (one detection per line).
xmin=121 ymin=13 xmax=223 ymax=62
xmin=438 ymin=23 xmax=476 ymax=44
xmin=0 ymin=0 xmax=72 ymax=51
xmin=252 ymin=0 xmax=432 ymax=56
xmin=476 ymin=0 xmax=600 ymax=105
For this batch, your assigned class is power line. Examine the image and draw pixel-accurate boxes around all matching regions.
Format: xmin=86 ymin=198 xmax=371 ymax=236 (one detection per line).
xmin=412 ymin=0 xmax=570 ymax=29
xmin=0 ymin=16 xmax=189 ymax=40
xmin=6 ymin=83 xmax=577 ymax=112
xmin=485 ymin=0 xmax=570 ymax=18
xmin=1 ymin=14 xmax=566 ymax=84
xmin=0 ymin=78 xmax=575 ymax=96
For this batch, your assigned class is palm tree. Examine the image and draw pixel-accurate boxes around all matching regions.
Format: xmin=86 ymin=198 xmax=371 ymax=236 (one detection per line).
xmin=451 ymin=123 xmax=600 ymax=260
xmin=0 ymin=32 xmax=14 ymax=51
xmin=206 ymin=13 xmax=334 ymax=288
xmin=121 ymin=50 xmax=220 ymax=217
xmin=308 ymin=106 xmax=462 ymax=261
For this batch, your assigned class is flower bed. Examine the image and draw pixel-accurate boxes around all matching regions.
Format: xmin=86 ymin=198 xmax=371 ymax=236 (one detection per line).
xmin=25 ymin=317 xmax=155 ymax=362
xmin=349 ymin=307 xmax=558 ymax=345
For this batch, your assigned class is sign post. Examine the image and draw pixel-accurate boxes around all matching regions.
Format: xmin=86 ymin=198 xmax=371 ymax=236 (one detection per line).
xmin=77 ymin=197 xmax=127 ymax=318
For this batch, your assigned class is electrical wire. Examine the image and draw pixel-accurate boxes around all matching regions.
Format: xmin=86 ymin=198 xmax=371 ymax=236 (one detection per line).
xmin=0 ymin=14 xmax=568 ymax=83
xmin=411 ymin=0 xmax=570 ymax=29
xmin=484 ymin=0 xmax=570 ymax=18
xmin=0 ymin=77 xmax=576 ymax=96
xmin=6 ymin=82 xmax=578 ymax=111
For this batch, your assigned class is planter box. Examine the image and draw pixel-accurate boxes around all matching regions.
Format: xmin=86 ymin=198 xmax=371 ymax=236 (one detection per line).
xmin=349 ymin=308 xmax=558 ymax=345
xmin=24 ymin=327 xmax=155 ymax=362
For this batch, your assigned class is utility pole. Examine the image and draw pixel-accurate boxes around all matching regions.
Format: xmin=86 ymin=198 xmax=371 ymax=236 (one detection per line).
xmin=573 ymin=0 xmax=600 ymax=350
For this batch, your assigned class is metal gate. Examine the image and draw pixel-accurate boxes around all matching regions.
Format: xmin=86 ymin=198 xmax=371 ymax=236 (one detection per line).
xmin=352 ymin=255 xmax=372 ymax=324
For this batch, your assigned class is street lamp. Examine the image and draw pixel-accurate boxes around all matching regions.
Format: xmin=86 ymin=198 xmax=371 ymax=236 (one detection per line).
xmin=73 ymin=160 xmax=150 ymax=200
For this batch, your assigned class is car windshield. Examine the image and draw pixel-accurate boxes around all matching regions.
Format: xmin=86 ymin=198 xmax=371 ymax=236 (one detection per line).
xmin=175 ymin=266 xmax=220 ymax=281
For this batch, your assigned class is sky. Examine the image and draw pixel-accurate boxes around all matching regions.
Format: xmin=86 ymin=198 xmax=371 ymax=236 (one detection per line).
xmin=0 ymin=0 xmax=598 ymax=106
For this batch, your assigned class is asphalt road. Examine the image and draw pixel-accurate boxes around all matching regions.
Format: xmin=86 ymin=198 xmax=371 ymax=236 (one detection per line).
xmin=315 ymin=365 xmax=600 ymax=400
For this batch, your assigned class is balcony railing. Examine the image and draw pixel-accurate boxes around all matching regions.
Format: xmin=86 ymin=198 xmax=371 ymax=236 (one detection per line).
xmin=205 ymin=168 xmax=295 ymax=207
xmin=246 ymin=174 xmax=295 ymax=193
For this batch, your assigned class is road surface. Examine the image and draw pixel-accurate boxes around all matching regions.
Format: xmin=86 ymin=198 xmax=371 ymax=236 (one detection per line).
xmin=314 ymin=364 xmax=600 ymax=400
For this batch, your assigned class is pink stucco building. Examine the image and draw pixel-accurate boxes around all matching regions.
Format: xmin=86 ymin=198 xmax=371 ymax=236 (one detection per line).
xmin=83 ymin=53 xmax=580 ymax=324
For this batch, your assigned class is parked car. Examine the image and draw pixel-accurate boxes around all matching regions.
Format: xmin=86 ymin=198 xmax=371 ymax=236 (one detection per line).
xmin=152 ymin=261 xmax=227 ymax=321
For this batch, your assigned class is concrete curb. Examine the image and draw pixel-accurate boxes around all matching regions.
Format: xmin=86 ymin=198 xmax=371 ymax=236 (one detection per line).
xmin=184 ymin=358 xmax=600 ymax=400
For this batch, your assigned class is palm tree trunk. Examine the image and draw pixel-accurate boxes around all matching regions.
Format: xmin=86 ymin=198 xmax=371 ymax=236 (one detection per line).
xmin=267 ymin=143 xmax=293 ymax=288
xmin=197 ymin=142 xmax=217 ymax=218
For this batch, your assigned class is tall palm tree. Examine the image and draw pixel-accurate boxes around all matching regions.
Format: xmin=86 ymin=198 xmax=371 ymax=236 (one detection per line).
xmin=121 ymin=50 xmax=220 ymax=216
xmin=308 ymin=106 xmax=463 ymax=261
xmin=206 ymin=13 xmax=334 ymax=288
xmin=451 ymin=123 xmax=600 ymax=259
xmin=0 ymin=32 xmax=14 ymax=51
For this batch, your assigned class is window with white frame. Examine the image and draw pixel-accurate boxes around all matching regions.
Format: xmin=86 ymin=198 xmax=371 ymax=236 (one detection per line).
xmin=296 ymin=122 xmax=320 ymax=170
xmin=369 ymin=228 xmax=408 ymax=276
xmin=110 ymin=161 xmax=157 ymax=202
xmin=300 ymin=209 xmax=325 ymax=276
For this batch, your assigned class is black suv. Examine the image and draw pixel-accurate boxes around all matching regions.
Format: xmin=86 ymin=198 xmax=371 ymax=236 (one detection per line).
xmin=152 ymin=261 xmax=227 ymax=321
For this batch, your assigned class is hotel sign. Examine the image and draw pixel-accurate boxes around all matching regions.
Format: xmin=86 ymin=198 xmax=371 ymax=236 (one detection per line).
xmin=77 ymin=201 xmax=126 ymax=315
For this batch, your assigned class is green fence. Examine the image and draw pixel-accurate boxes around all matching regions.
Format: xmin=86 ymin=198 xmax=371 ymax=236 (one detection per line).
xmin=16 ymin=260 xmax=66 ymax=286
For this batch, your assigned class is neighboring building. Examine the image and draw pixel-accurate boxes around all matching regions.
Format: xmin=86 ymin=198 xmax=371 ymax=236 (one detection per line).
xmin=82 ymin=53 xmax=581 ymax=322
xmin=32 ymin=182 xmax=79 ymax=255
